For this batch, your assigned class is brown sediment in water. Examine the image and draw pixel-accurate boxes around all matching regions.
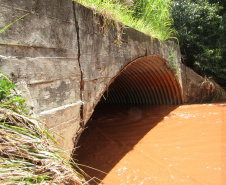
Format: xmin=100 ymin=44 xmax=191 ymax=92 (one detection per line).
xmin=74 ymin=103 xmax=226 ymax=185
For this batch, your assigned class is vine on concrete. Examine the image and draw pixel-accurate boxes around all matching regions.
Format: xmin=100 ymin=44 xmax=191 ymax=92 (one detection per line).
xmin=169 ymin=47 xmax=180 ymax=74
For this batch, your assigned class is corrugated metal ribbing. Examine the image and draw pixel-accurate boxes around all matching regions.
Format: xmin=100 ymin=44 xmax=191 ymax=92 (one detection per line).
xmin=101 ymin=55 xmax=183 ymax=105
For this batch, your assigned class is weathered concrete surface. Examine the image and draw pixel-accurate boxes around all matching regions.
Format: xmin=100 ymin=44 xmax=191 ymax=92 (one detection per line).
xmin=0 ymin=0 xmax=80 ymax=154
xmin=0 ymin=0 xmax=217 ymax=154
xmin=181 ymin=65 xmax=205 ymax=103
xmin=75 ymin=2 xmax=183 ymax=125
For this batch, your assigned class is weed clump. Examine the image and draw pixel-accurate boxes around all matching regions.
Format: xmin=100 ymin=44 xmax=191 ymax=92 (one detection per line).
xmin=0 ymin=71 xmax=85 ymax=184
xmin=200 ymin=77 xmax=225 ymax=102
xmin=75 ymin=0 xmax=175 ymax=40
xmin=197 ymin=77 xmax=225 ymax=103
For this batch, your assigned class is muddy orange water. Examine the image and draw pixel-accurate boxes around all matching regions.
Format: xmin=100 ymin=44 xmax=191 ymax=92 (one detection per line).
xmin=74 ymin=103 xmax=226 ymax=185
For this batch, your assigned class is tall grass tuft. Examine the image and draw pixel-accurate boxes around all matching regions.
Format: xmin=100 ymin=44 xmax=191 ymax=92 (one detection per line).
xmin=0 ymin=71 xmax=85 ymax=184
xmin=75 ymin=0 xmax=175 ymax=40
xmin=0 ymin=109 xmax=84 ymax=184
xmin=132 ymin=0 xmax=175 ymax=40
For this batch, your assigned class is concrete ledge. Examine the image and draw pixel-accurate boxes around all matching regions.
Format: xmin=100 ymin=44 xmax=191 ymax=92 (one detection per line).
xmin=39 ymin=101 xmax=82 ymax=128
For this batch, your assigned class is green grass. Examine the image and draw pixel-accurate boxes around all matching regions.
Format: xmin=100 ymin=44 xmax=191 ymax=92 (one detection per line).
xmin=0 ymin=13 xmax=29 ymax=34
xmin=74 ymin=0 xmax=175 ymax=40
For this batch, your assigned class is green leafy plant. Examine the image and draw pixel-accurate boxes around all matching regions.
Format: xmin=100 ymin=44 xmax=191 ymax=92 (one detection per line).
xmin=169 ymin=47 xmax=179 ymax=74
xmin=171 ymin=0 xmax=226 ymax=87
xmin=0 ymin=69 xmax=27 ymax=114
xmin=0 ymin=71 xmax=14 ymax=99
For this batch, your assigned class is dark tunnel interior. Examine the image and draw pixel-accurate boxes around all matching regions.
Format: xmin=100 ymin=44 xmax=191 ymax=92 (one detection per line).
xmin=99 ymin=55 xmax=183 ymax=105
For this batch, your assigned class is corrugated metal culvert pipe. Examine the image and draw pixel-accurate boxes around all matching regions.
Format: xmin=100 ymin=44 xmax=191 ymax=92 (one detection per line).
xmin=100 ymin=55 xmax=183 ymax=105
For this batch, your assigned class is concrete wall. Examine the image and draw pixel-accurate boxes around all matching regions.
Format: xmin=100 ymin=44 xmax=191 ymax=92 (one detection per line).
xmin=0 ymin=0 xmax=201 ymax=154
xmin=0 ymin=0 xmax=81 ymax=153
xmin=181 ymin=64 xmax=226 ymax=103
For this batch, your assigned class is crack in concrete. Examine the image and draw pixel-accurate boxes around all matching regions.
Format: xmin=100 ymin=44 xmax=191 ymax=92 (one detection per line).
xmin=72 ymin=1 xmax=84 ymax=146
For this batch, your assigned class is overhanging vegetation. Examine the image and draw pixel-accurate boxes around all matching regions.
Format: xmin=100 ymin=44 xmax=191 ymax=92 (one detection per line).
xmin=75 ymin=0 xmax=175 ymax=40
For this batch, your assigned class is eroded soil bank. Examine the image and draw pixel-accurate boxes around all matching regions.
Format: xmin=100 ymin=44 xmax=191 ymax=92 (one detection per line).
xmin=74 ymin=103 xmax=226 ymax=184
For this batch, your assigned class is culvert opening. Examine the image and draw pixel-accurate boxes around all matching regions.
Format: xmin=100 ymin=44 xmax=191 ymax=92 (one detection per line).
xmin=73 ymin=55 xmax=183 ymax=184
xmin=100 ymin=55 xmax=183 ymax=105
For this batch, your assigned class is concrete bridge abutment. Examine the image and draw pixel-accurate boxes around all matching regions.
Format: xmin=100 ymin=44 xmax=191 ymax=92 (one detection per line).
xmin=0 ymin=0 xmax=207 ymax=155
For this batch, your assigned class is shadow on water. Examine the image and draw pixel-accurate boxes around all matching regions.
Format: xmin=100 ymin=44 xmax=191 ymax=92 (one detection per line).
xmin=73 ymin=104 xmax=179 ymax=184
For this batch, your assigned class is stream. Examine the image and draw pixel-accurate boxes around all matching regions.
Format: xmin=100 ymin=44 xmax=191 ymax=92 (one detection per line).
xmin=74 ymin=103 xmax=226 ymax=185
